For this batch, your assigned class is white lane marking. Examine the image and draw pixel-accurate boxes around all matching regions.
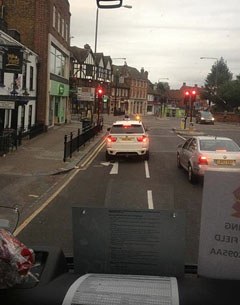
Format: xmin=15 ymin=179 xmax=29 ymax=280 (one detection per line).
xmin=101 ymin=162 xmax=111 ymax=166
xmin=145 ymin=161 xmax=150 ymax=178
xmin=110 ymin=162 xmax=118 ymax=174
xmin=147 ymin=190 xmax=154 ymax=209
xmin=177 ymin=134 xmax=187 ymax=141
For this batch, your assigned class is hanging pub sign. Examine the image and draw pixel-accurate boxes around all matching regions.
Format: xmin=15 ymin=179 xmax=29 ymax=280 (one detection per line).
xmin=4 ymin=46 xmax=23 ymax=73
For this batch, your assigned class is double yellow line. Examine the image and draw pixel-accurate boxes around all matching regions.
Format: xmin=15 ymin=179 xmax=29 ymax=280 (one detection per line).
xmin=14 ymin=139 xmax=105 ymax=236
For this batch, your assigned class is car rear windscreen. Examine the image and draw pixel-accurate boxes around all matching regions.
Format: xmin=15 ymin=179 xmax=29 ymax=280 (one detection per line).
xmin=110 ymin=124 xmax=144 ymax=134
xmin=200 ymin=139 xmax=240 ymax=152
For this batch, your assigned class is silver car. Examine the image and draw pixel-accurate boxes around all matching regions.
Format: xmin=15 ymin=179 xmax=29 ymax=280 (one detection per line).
xmin=177 ymin=136 xmax=240 ymax=183
xmin=195 ymin=111 xmax=215 ymax=124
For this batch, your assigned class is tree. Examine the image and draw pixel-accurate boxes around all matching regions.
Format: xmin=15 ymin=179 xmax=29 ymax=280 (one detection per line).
xmin=218 ymin=76 xmax=240 ymax=111
xmin=201 ymin=57 xmax=233 ymax=108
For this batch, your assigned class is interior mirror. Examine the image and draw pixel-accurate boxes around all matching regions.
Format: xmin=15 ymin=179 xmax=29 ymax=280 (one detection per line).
xmin=96 ymin=0 xmax=122 ymax=9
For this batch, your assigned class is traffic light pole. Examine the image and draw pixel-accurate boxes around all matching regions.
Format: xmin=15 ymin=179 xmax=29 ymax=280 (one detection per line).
xmin=97 ymin=96 xmax=100 ymax=125
xmin=184 ymin=90 xmax=196 ymax=128
xmin=190 ymin=98 xmax=193 ymax=123
xmin=190 ymin=90 xmax=196 ymax=123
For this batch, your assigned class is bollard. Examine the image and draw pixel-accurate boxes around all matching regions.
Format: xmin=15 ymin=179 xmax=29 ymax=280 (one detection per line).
xmin=180 ymin=118 xmax=185 ymax=130
xmin=189 ymin=122 xmax=194 ymax=131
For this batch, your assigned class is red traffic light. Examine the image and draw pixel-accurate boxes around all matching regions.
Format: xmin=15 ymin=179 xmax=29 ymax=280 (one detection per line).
xmin=184 ymin=91 xmax=190 ymax=103
xmin=191 ymin=90 xmax=197 ymax=102
xmin=96 ymin=87 xmax=104 ymax=98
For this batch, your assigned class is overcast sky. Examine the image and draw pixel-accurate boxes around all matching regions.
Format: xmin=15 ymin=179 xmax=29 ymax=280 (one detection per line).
xmin=69 ymin=0 xmax=240 ymax=89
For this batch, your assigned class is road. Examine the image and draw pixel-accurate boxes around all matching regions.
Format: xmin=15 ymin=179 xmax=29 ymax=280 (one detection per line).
xmin=17 ymin=117 xmax=240 ymax=265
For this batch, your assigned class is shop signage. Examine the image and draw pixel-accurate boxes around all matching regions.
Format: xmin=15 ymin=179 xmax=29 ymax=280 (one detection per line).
xmin=77 ymin=87 xmax=95 ymax=101
xmin=198 ymin=170 xmax=240 ymax=279
xmin=0 ymin=101 xmax=15 ymax=109
xmin=4 ymin=46 xmax=23 ymax=73
xmin=50 ymin=80 xmax=69 ymax=96
xmin=59 ymin=84 xmax=65 ymax=95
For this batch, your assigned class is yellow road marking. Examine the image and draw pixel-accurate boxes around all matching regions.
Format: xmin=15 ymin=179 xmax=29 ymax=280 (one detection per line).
xmin=14 ymin=139 xmax=105 ymax=236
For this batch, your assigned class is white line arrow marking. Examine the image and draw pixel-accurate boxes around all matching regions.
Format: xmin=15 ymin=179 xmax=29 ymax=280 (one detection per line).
xmin=110 ymin=162 xmax=119 ymax=174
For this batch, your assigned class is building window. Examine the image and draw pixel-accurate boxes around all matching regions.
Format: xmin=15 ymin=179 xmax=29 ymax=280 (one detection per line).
xmin=58 ymin=13 xmax=61 ymax=33
xmin=61 ymin=18 xmax=65 ymax=37
xmin=22 ymin=63 xmax=27 ymax=89
xmin=50 ymin=45 xmax=66 ymax=78
xmin=53 ymin=6 xmax=56 ymax=28
xmin=65 ymin=23 xmax=69 ymax=42
xmin=29 ymin=66 xmax=33 ymax=91
xmin=0 ymin=54 xmax=4 ymax=85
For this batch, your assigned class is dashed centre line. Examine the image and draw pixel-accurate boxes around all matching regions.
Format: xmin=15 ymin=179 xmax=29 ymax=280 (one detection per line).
xmin=145 ymin=161 xmax=150 ymax=178
xmin=147 ymin=190 xmax=154 ymax=209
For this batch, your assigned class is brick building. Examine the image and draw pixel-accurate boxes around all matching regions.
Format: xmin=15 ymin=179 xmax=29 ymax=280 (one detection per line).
xmin=112 ymin=64 xmax=148 ymax=115
xmin=3 ymin=0 xmax=71 ymax=127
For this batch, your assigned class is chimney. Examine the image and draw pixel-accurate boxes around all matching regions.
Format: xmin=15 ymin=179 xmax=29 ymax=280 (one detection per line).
xmin=141 ymin=67 xmax=144 ymax=75
xmin=84 ymin=44 xmax=91 ymax=50
xmin=183 ymin=82 xmax=186 ymax=86
xmin=144 ymin=71 xmax=148 ymax=79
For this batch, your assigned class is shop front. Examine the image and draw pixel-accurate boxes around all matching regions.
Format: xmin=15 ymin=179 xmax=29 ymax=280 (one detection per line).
xmin=49 ymin=80 xmax=69 ymax=126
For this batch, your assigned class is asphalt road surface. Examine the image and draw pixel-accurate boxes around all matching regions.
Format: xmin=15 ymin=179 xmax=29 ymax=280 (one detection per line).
xmin=17 ymin=117 xmax=240 ymax=266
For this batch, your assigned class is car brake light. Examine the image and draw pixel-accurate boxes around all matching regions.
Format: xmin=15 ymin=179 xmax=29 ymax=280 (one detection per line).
xmin=198 ymin=155 xmax=208 ymax=165
xmin=137 ymin=135 xmax=148 ymax=142
xmin=107 ymin=135 xmax=117 ymax=143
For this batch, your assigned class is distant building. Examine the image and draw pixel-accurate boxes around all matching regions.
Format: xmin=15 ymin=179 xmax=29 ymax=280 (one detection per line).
xmin=112 ymin=64 xmax=148 ymax=115
xmin=69 ymin=44 xmax=113 ymax=121
xmin=3 ymin=0 xmax=71 ymax=128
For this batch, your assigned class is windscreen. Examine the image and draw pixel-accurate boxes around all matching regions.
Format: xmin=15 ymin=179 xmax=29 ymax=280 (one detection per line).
xmin=110 ymin=124 xmax=144 ymax=134
xmin=201 ymin=112 xmax=213 ymax=118
xmin=200 ymin=139 xmax=240 ymax=152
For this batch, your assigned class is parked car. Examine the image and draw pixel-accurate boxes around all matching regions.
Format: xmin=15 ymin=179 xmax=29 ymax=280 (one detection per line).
xmin=105 ymin=120 xmax=149 ymax=161
xmin=195 ymin=111 xmax=215 ymax=124
xmin=177 ymin=136 xmax=240 ymax=183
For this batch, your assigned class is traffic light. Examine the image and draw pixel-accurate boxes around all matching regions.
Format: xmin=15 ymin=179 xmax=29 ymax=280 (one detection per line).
xmin=96 ymin=86 xmax=104 ymax=98
xmin=184 ymin=91 xmax=190 ymax=104
xmin=191 ymin=90 xmax=197 ymax=102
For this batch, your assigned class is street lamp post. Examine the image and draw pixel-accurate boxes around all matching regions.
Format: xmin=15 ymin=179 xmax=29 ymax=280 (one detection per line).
xmin=114 ymin=69 xmax=118 ymax=116
xmin=94 ymin=5 xmax=132 ymax=54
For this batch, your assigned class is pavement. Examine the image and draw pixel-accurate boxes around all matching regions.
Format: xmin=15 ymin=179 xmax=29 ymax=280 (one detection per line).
xmin=0 ymin=113 xmax=116 ymax=177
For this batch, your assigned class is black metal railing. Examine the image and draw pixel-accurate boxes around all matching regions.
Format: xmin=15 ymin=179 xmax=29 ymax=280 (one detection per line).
xmin=0 ymin=123 xmax=46 ymax=156
xmin=29 ymin=123 xmax=45 ymax=139
xmin=20 ymin=123 xmax=45 ymax=140
xmin=63 ymin=123 xmax=103 ymax=162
